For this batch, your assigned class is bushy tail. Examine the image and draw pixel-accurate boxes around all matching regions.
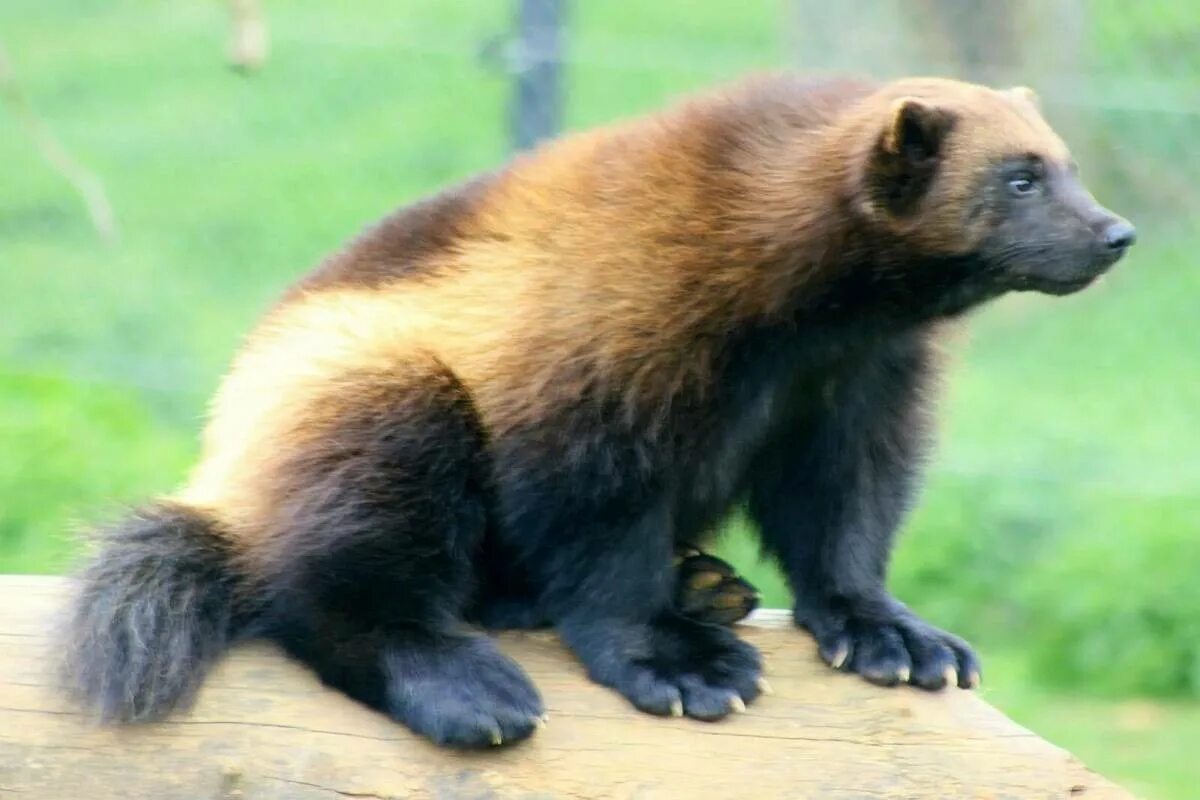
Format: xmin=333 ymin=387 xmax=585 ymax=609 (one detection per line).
xmin=60 ymin=501 xmax=254 ymax=723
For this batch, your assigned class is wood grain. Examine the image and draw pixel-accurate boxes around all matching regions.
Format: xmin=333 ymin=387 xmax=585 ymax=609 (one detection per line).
xmin=0 ymin=575 xmax=1130 ymax=799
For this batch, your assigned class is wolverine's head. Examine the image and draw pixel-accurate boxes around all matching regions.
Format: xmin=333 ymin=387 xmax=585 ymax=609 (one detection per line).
xmin=850 ymin=77 xmax=1134 ymax=307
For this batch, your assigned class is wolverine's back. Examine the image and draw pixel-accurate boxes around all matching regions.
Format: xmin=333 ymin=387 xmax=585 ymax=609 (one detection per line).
xmin=180 ymin=73 xmax=877 ymax=526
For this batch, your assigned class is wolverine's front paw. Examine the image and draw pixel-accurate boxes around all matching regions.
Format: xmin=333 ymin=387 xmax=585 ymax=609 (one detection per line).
xmin=567 ymin=612 xmax=764 ymax=722
xmin=795 ymin=595 xmax=980 ymax=691
xmin=623 ymin=614 xmax=764 ymax=720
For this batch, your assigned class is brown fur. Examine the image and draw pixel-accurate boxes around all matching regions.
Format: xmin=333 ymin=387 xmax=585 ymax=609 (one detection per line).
xmin=178 ymin=73 xmax=1077 ymax=557
xmin=69 ymin=71 xmax=1136 ymax=742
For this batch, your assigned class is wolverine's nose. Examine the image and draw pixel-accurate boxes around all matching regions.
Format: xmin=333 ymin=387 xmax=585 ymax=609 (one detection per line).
xmin=1102 ymin=220 xmax=1137 ymax=252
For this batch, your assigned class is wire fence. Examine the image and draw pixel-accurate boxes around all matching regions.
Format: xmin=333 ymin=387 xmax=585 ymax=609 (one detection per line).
xmin=490 ymin=0 xmax=1197 ymax=232
xmin=4 ymin=0 xmax=1195 ymax=413
xmin=3 ymin=0 xmax=1197 ymax=593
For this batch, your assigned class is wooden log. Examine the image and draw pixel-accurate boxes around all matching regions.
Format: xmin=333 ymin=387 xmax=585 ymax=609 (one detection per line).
xmin=0 ymin=575 xmax=1129 ymax=799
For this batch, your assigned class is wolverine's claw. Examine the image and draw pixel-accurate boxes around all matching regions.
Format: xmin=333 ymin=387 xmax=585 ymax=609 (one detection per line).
xmin=830 ymin=642 xmax=850 ymax=670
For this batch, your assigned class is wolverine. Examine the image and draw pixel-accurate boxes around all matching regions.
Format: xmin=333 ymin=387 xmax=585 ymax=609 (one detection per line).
xmin=62 ymin=74 xmax=1135 ymax=748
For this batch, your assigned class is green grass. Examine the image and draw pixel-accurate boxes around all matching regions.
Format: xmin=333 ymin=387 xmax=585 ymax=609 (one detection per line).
xmin=1006 ymin=695 xmax=1200 ymax=800
xmin=982 ymin=652 xmax=1200 ymax=800
xmin=2 ymin=1 xmax=1198 ymax=796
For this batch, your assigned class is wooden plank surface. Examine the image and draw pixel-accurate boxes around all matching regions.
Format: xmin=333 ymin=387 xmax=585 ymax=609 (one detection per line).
xmin=0 ymin=575 xmax=1130 ymax=799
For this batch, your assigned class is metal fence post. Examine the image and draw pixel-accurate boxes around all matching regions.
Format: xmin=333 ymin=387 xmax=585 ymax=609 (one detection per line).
xmin=510 ymin=0 xmax=566 ymax=152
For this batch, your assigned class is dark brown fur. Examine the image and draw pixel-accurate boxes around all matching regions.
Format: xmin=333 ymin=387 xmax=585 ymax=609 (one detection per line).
xmin=292 ymin=175 xmax=497 ymax=296
xmin=62 ymin=73 xmax=1134 ymax=747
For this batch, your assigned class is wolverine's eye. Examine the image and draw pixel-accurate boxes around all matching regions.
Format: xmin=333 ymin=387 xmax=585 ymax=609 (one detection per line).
xmin=1007 ymin=174 xmax=1039 ymax=197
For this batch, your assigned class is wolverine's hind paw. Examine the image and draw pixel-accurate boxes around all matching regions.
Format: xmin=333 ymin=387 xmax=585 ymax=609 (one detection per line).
xmin=674 ymin=546 xmax=760 ymax=626
xmin=384 ymin=636 xmax=544 ymax=748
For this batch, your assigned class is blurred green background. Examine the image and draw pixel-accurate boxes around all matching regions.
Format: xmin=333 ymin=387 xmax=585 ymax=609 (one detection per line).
xmin=2 ymin=1 xmax=1197 ymax=796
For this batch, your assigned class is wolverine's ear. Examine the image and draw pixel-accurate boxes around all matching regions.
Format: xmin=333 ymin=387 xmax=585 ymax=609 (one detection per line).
xmin=1007 ymin=86 xmax=1040 ymax=109
xmin=882 ymin=97 xmax=957 ymax=165
xmin=869 ymin=98 xmax=957 ymax=218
